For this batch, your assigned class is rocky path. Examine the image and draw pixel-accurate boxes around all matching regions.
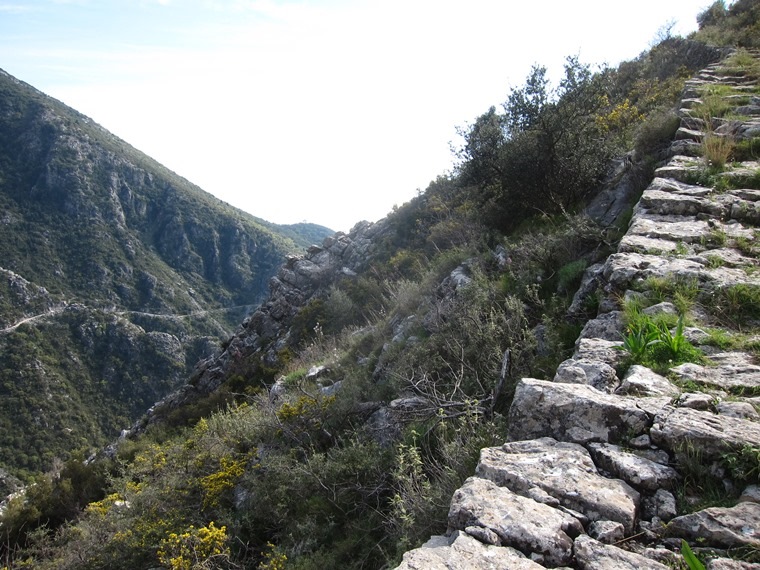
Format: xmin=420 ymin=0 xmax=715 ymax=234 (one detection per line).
xmin=395 ymin=54 xmax=760 ymax=569
xmin=0 ymin=303 xmax=67 ymax=335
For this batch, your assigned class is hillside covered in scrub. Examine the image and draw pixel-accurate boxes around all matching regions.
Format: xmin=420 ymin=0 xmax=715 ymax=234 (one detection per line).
xmin=0 ymin=68 xmax=332 ymax=478
xmin=1 ymin=1 xmax=760 ymax=569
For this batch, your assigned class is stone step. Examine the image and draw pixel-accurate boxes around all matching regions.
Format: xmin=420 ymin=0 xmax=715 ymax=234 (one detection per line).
xmin=477 ymin=438 xmax=640 ymax=533
xmin=670 ymin=351 xmax=760 ymax=392
xmin=508 ymin=378 xmax=656 ymax=445
xmin=651 ymin=405 xmax=760 ymax=460
xmin=603 ymin=251 xmax=759 ymax=291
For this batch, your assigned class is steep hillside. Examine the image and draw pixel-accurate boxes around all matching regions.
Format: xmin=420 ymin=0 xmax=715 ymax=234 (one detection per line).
xmin=0 ymin=69 xmax=332 ymax=475
xmin=1 ymin=3 xmax=758 ymax=569
xmin=399 ymin=49 xmax=760 ymax=570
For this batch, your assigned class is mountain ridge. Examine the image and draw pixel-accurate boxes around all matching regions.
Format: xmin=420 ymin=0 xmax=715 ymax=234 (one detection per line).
xmin=0 ymin=66 xmax=333 ymax=475
xmin=1 ymin=2 xmax=759 ymax=568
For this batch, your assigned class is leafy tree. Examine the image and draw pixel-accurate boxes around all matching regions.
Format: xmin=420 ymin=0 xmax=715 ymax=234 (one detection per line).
xmin=456 ymin=57 xmax=615 ymax=230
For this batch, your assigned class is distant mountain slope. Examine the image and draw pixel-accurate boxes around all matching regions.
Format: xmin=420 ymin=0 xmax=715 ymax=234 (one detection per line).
xmin=0 ymin=68 xmax=332 ymax=475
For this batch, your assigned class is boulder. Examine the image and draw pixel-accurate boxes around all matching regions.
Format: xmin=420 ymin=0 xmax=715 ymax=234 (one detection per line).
xmin=667 ymin=502 xmax=760 ymax=548
xmin=573 ymin=338 xmax=626 ymax=368
xmin=641 ymin=489 xmax=678 ymax=522
xmin=707 ymin=559 xmax=760 ymax=569
xmin=616 ymin=365 xmax=680 ymax=398
xmin=573 ymin=535 xmax=670 ymax=570
xmin=716 ymin=401 xmax=759 ymax=421
xmin=578 ymin=311 xmax=625 ymax=342
xmin=677 ymin=392 xmax=715 ymax=411
xmin=393 ymin=531 xmax=547 ymax=570
xmin=567 ymin=262 xmax=605 ymax=316
xmin=587 ymin=443 xmax=679 ymax=491
xmin=476 ymin=438 xmax=640 ymax=533
xmin=670 ymin=354 xmax=760 ymax=393
xmin=448 ymin=477 xmax=581 ymax=566
xmin=739 ymin=485 xmax=760 ymax=504
xmin=650 ymin=406 xmax=760 ymax=460
xmin=553 ymin=359 xmax=619 ymax=393
xmin=508 ymin=379 xmax=652 ymax=445
xmin=587 ymin=520 xmax=625 ymax=544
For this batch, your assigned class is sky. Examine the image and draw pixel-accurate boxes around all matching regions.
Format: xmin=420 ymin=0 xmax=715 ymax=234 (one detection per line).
xmin=0 ymin=0 xmax=716 ymax=233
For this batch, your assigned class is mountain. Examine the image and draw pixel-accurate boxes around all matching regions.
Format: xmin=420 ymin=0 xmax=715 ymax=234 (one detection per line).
xmin=0 ymin=69 xmax=333 ymax=475
xmin=1 ymin=1 xmax=759 ymax=569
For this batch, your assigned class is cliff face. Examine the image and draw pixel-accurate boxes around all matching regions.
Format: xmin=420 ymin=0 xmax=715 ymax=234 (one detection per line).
xmin=396 ymin=53 xmax=760 ymax=569
xmin=128 ymin=219 xmax=391 ymax=433
xmin=0 ymin=68 xmax=332 ymax=474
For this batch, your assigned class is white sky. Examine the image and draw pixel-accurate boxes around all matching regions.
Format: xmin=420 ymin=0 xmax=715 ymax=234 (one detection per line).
xmin=1 ymin=0 xmax=715 ymax=232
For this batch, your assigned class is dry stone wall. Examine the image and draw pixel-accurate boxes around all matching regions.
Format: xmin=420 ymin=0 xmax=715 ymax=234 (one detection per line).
xmin=395 ymin=53 xmax=760 ymax=569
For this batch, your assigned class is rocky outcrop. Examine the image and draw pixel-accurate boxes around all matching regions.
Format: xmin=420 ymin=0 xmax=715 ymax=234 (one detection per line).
xmin=126 ymin=219 xmax=390 ymax=433
xmin=394 ymin=52 xmax=760 ymax=570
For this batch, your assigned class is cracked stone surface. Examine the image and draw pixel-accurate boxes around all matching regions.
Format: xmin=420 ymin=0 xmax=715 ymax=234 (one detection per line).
xmin=476 ymin=438 xmax=640 ymax=533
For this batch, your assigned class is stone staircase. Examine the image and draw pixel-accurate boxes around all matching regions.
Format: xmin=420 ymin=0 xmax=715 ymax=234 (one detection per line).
xmin=394 ymin=54 xmax=760 ymax=569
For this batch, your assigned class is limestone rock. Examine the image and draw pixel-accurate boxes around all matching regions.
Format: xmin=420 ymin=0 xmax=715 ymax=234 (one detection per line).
xmin=651 ymin=406 xmax=760 ymax=460
xmin=508 ymin=379 xmax=652 ymax=445
xmin=707 ymin=559 xmax=760 ymax=569
xmin=587 ymin=520 xmax=625 ymax=544
xmin=716 ymin=401 xmax=759 ymax=421
xmin=616 ymin=365 xmax=680 ymax=398
xmin=573 ymin=338 xmax=626 ymax=368
xmin=670 ymin=354 xmax=760 ymax=393
xmin=619 ymin=234 xmax=680 ymax=254
xmin=667 ymin=502 xmax=760 ymax=548
xmin=587 ymin=442 xmax=678 ymax=491
xmin=448 ymin=477 xmax=581 ymax=566
xmin=578 ymin=311 xmax=625 ymax=342
xmin=641 ymin=489 xmax=678 ymax=522
xmin=677 ymin=392 xmax=715 ymax=411
xmin=553 ymin=359 xmax=619 ymax=393
xmin=567 ymin=262 xmax=605 ymax=316
xmin=573 ymin=534 xmax=670 ymax=570
xmin=394 ymin=531 xmax=546 ymax=570
xmin=740 ymin=485 xmax=760 ymax=504
xmin=476 ymin=438 xmax=640 ymax=533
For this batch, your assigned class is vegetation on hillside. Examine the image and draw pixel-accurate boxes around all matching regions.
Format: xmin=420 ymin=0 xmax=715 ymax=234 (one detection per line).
xmin=0 ymin=67 xmax=331 ymax=478
xmin=1 ymin=2 xmax=758 ymax=568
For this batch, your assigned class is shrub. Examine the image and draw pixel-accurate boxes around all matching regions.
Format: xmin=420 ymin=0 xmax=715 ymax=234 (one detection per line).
xmin=702 ymin=133 xmax=735 ymax=168
xmin=157 ymin=522 xmax=232 ymax=570
xmin=711 ymin=283 xmax=760 ymax=327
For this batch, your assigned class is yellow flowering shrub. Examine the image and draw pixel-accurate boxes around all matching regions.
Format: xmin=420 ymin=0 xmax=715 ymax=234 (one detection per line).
xmin=85 ymin=493 xmax=121 ymax=518
xmin=258 ymin=541 xmax=287 ymax=570
xmin=157 ymin=522 xmax=230 ymax=570
xmin=596 ymin=98 xmax=644 ymax=134
xmin=199 ymin=456 xmax=246 ymax=509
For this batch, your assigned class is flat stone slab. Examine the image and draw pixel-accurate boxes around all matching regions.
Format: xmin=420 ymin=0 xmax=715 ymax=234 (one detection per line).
xmin=670 ymin=353 xmax=760 ymax=392
xmin=587 ymin=442 xmax=679 ymax=492
xmin=476 ymin=438 xmax=640 ymax=533
xmin=603 ymin=252 xmax=759 ymax=291
xmin=651 ymin=406 xmax=760 ymax=460
xmin=394 ymin=531 xmax=547 ymax=570
xmin=667 ymin=502 xmax=760 ymax=549
xmin=637 ymin=189 xmax=723 ymax=217
xmin=508 ymin=379 xmax=654 ymax=445
xmin=573 ymin=338 xmax=626 ymax=368
xmin=616 ymin=365 xmax=680 ymax=398
xmin=647 ymin=176 xmax=714 ymax=197
xmin=574 ymin=535 xmax=670 ymax=570
xmin=690 ymin=248 xmax=759 ymax=268
xmin=628 ymin=216 xmax=715 ymax=243
xmin=448 ymin=477 xmax=582 ymax=566
xmin=619 ymin=234 xmax=681 ymax=254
